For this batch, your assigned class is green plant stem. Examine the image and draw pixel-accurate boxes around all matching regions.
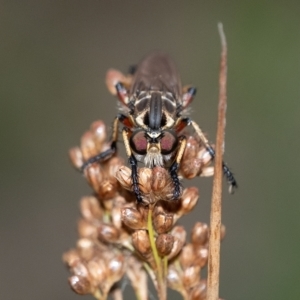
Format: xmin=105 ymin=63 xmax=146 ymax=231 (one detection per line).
xmin=147 ymin=205 xmax=166 ymax=300
xmin=134 ymin=289 xmax=142 ymax=300
xmin=93 ymin=289 xmax=104 ymax=300
xmin=163 ymin=256 xmax=168 ymax=278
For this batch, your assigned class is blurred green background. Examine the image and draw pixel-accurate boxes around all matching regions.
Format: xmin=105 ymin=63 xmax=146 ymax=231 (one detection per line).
xmin=1 ymin=1 xmax=300 ymax=299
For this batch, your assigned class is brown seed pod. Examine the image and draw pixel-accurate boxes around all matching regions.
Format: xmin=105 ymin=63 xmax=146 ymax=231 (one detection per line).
xmin=198 ymin=149 xmax=214 ymax=177
xmin=179 ymin=243 xmax=195 ymax=270
xmin=71 ymin=260 xmax=89 ymax=278
xmin=168 ymin=226 xmax=187 ymax=260
xmin=167 ymin=264 xmax=182 ymax=291
xmin=106 ymin=156 xmax=125 ymax=179
xmin=184 ymin=136 xmax=200 ymax=158
xmin=180 ymin=135 xmax=215 ymax=180
xmin=111 ymin=196 xmax=127 ymax=229
xmin=90 ymin=120 xmax=107 ymax=151
xmin=62 ymin=249 xmax=80 ymax=268
xmin=80 ymin=196 xmax=102 ymax=221
xmin=132 ymin=230 xmax=153 ymax=263
xmin=191 ymin=222 xmax=209 ymax=246
xmin=178 ymin=187 xmax=199 ymax=216
xmin=193 ymin=246 xmax=208 ymax=268
xmin=98 ymin=254 xmax=126 ymax=296
xmin=151 ymin=167 xmax=169 ymax=193
xmin=78 ymin=219 xmax=99 ymax=240
xmin=98 ymin=223 xmax=120 ymax=243
xmin=197 ymin=148 xmax=213 ymax=165
xmin=86 ymin=257 xmax=107 ymax=286
xmin=138 ymin=167 xmax=152 ymax=195
xmin=155 ymin=233 xmax=174 ymax=256
xmin=151 ymin=167 xmax=176 ymax=201
xmin=189 ymin=280 xmax=207 ymax=300
xmin=200 ymin=166 xmax=214 ymax=177
xmin=69 ymin=147 xmax=84 ymax=169
xmin=180 ymin=158 xmax=203 ymax=179
xmin=84 ymin=164 xmax=104 ymax=194
xmin=121 ymin=206 xmax=147 ymax=230
xmin=115 ymin=166 xmax=132 ymax=190
xmin=98 ymin=179 xmax=117 ymax=200
xmin=182 ymin=265 xmax=201 ymax=290
xmin=132 ymin=230 xmax=151 ymax=256
xmin=180 ymin=136 xmax=201 ymax=179
xmin=152 ymin=211 xmax=174 ymax=234
xmin=69 ymin=275 xmax=94 ymax=295
xmin=76 ymin=238 xmax=95 ymax=261
xmin=80 ymin=131 xmax=98 ymax=160
xmin=106 ymin=253 xmax=126 ymax=281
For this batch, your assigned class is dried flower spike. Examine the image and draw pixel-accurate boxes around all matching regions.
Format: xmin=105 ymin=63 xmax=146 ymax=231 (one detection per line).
xmin=65 ymin=118 xmax=229 ymax=300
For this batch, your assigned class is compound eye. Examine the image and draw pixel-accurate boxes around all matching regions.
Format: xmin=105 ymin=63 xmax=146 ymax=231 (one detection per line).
xmin=160 ymin=130 xmax=178 ymax=154
xmin=130 ymin=130 xmax=147 ymax=155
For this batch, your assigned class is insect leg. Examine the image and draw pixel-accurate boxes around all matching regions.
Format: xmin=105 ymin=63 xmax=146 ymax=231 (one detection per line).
xmin=80 ymin=114 xmax=131 ymax=171
xmin=181 ymin=86 xmax=197 ymax=109
xmin=189 ymin=119 xmax=238 ymax=193
xmin=169 ymin=136 xmax=187 ymax=200
xmin=115 ymin=82 xmax=130 ymax=106
xmin=105 ymin=69 xmax=132 ymax=97
xmin=122 ymin=128 xmax=143 ymax=203
xmin=128 ymin=64 xmax=137 ymax=75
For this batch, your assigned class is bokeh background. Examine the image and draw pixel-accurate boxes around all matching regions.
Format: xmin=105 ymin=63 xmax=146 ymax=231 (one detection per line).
xmin=1 ymin=1 xmax=300 ymax=299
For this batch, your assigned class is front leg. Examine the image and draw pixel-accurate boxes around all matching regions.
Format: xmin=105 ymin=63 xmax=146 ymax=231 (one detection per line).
xmin=129 ymin=155 xmax=143 ymax=203
xmin=169 ymin=136 xmax=187 ymax=200
xmin=80 ymin=114 xmax=131 ymax=172
xmin=122 ymin=128 xmax=143 ymax=203
xmin=189 ymin=120 xmax=238 ymax=192
xmin=177 ymin=118 xmax=237 ymax=193
xmin=80 ymin=145 xmax=116 ymax=172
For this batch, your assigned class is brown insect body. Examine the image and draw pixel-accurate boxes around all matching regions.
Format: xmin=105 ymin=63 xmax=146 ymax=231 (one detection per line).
xmin=82 ymin=53 xmax=237 ymax=203
xmin=128 ymin=54 xmax=183 ymax=169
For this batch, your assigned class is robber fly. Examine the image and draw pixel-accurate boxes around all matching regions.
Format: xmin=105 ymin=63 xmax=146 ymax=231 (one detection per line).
xmin=81 ymin=53 xmax=237 ymax=203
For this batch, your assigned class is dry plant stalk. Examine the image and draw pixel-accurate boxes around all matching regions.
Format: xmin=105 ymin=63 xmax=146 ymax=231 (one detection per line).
xmin=64 ymin=35 xmax=231 ymax=299
xmin=207 ymin=23 xmax=228 ymax=300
